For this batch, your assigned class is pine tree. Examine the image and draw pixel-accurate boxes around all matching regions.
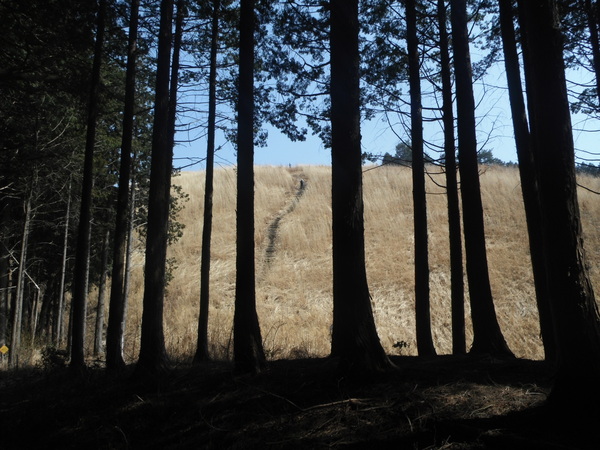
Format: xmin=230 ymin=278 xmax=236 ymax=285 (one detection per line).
xmin=450 ymin=0 xmax=513 ymax=357
xmin=134 ymin=0 xmax=174 ymax=377
xmin=518 ymin=0 xmax=600 ymax=416
xmin=233 ymin=0 xmax=266 ymax=375
xmin=329 ymin=0 xmax=394 ymax=374
xmin=106 ymin=0 xmax=140 ymax=372
xmin=195 ymin=0 xmax=221 ymax=364
xmin=406 ymin=0 xmax=436 ymax=357
xmin=70 ymin=0 xmax=107 ymax=371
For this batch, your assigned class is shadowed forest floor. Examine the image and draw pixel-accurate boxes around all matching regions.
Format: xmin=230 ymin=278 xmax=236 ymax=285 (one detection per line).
xmin=1 ymin=355 xmax=597 ymax=449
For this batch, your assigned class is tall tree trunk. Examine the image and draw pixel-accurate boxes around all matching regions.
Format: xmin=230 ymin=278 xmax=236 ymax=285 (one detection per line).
xmin=29 ymin=280 xmax=41 ymax=347
xmin=66 ymin=293 xmax=73 ymax=355
xmin=9 ymin=191 xmax=32 ymax=368
xmin=122 ymin=176 xmax=136 ymax=356
xmin=134 ymin=0 xmax=174 ymax=377
xmin=234 ymin=0 xmax=266 ymax=375
xmin=329 ymin=0 xmax=393 ymax=374
xmin=406 ymin=0 xmax=436 ymax=357
xmin=36 ymin=277 xmax=56 ymax=341
xmin=55 ymin=178 xmax=71 ymax=347
xmin=70 ymin=0 xmax=106 ymax=371
xmin=0 ymin=252 xmax=8 ymax=354
xmin=449 ymin=0 xmax=513 ymax=357
xmin=106 ymin=0 xmax=139 ymax=371
xmin=195 ymin=0 xmax=220 ymax=364
xmin=93 ymin=229 xmax=110 ymax=357
xmin=498 ymin=0 xmax=556 ymax=362
xmin=0 ymin=203 xmax=10 ymax=357
xmin=518 ymin=0 xmax=600 ymax=414
xmin=437 ymin=0 xmax=465 ymax=355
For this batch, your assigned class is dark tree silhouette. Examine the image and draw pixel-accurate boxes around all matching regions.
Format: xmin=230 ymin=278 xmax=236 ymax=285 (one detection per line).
xmin=70 ymin=0 xmax=106 ymax=371
xmin=449 ymin=0 xmax=513 ymax=357
xmin=329 ymin=0 xmax=393 ymax=374
xmin=518 ymin=0 xmax=600 ymax=413
xmin=233 ymin=0 xmax=266 ymax=375
xmin=106 ymin=0 xmax=140 ymax=372
xmin=406 ymin=0 xmax=435 ymax=356
xmin=0 ymin=225 xmax=8 ymax=356
xmin=10 ymin=187 xmax=32 ymax=368
xmin=498 ymin=0 xmax=555 ymax=361
xmin=56 ymin=179 xmax=72 ymax=347
xmin=195 ymin=0 xmax=221 ymax=364
xmin=134 ymin=0 xmax=174 ymax=377
xmin=93 ymin=229 xmax=109 ymax=357
xmin=436 ymin=0 xmax=465 ymax=355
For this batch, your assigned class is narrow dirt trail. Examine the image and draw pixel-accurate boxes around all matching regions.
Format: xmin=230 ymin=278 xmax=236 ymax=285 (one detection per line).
xmin=261 ymin=171 xmax=308 ymax=275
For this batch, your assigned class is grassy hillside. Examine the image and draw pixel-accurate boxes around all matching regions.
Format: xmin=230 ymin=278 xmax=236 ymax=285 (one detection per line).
xmin=113 ymin=164 xmax=600 ymax=363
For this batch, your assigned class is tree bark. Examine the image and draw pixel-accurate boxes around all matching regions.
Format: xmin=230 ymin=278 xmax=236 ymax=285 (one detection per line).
xmin=0 ymin=253 xmax=8 ymax=353
xmin=195 ymin=0 xmax=221 ymax=364
xmin=234 ymin=0 xmax=266 ymax=375
xmin=437 ymin=0 xmax=465 ymax=355
xmin=329 ymin=0 xmax=393 ymax=374
xmin=70 ymin=0 xmax=106 ymax=371
xmin=498 ymin=0 xmax=556 ymax=362
xmin=55 ymin=178 xmax=71 ymax=347
xmin=450 ymin=0 xmax=513 ymax=357
xmin=122 ymin=176 xmax=136 ymax=355
xmin=406 ymin=0 xmax=435 ymax=357
xmin=93 ymin=229 xmax=110 ymax=357
xmin=9 ymin=191 xmax=31 ymax=368
xmin=36 ymin=277 xmax=56 ymax=341
xmin=106 ymin=0 xmax=139 ymax=371
xmin=0 ymin=202 xmax=10 ymax=356
xmin=518 ymin=0 xmax=600 ymax=413
xmin=28 ymin=283 xmax=41 ymax=348
xmin=134 ymin=0 xmax=174 ymax=377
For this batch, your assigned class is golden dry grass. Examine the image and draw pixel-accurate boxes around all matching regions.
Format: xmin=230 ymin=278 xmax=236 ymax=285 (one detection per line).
xmin=92 ymin=164 xmax=600 ymax=363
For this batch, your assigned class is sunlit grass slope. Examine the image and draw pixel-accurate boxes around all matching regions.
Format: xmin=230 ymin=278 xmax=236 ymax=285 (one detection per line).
xmin=113 ymin=164 xmax=600 ymax=362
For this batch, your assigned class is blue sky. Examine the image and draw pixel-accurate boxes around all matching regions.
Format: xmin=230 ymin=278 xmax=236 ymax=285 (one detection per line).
xmin=173 ymin=65 xmax=599 ymax=171
xmin=174 ymin=115 xmax=430 ymax=170
xmin=173 ymin=109 xmax=523 ymax=171
xmin=174 ymin=126 xmax=329 ymax=170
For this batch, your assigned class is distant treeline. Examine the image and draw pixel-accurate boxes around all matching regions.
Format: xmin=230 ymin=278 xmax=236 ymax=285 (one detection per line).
xmin=374 ymin=145 xmax=600 ymax=177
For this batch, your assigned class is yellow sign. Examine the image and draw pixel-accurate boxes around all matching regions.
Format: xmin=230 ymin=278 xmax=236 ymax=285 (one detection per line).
xmin=0 ymin=345 xmax=8 ymax=355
